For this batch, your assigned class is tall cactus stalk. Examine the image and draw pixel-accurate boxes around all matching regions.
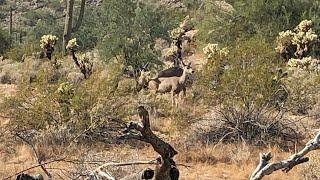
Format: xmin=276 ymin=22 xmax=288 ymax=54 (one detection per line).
xmin=9 ymin=6 xmax=13 ymax=46
xmin=62 ymin=0 xmax=86 ymax=55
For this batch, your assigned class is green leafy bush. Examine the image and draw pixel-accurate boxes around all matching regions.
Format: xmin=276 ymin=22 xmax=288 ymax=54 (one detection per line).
xmin=98 ymin=0 xmax=176 ymax=71
xmin=196 ymin=0 xmax=320 ymax=45
xmin=1 ymin=59 xmax=135 ymax=143
xmin=4 ymin=41 xmax=41 ymax=62
xmin=195 ymin=37 xmax=299 ymax=147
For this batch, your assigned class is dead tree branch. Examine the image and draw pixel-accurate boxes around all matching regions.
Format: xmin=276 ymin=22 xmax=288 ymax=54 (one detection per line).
xmin=2 ymin=157 xmax=66 ymax=180
xmin=250 ymin=131 xmax=320 ymax=180
xmin=119 ymin=106 xmax=180 ymax=180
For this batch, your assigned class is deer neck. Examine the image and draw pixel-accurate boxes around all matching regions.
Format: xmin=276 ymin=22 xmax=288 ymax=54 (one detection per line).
xmin=178 ymin=69 xmax=187 ymax=84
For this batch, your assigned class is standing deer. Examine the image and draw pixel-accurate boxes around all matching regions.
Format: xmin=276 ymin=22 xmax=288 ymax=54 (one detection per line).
xmin=138 ymin=63 xmax=194 ymax=106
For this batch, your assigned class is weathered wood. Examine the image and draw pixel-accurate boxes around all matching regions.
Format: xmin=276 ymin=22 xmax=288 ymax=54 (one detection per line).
xmin=121 ymin=106 xmax=179 ymax=180
xmin=250 ymin=131 xmax=320 ymax=180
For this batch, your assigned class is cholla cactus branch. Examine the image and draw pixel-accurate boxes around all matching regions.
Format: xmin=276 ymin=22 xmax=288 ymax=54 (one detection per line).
xmin=66 ymin=39 xmax=93 ymax=79
xmin=167 ymin=15 xmax=195 ymax=66
xmin=203 ymin=43 xmax=229 ymax=60
xmin=250 ymin=131 xmax=320 ymax=180
xmin=66 ymin=38 xmax=79 ymax=51
xmin=275 ymin=20 xmax=319 ymax=71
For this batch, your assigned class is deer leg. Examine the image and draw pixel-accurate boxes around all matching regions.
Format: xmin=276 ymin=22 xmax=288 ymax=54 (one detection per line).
xmin=179 ymin=87 xmax=186 ymax=105
xmin=171 ymin=91 xmax=175 ymax=107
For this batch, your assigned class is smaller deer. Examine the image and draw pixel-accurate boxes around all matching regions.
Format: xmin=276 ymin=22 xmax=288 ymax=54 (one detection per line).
xmin=138 ymin=63 xmax=194 ymax=106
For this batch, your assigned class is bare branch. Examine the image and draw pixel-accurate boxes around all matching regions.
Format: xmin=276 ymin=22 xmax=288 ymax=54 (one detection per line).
xmin=250 ymin=131 xmax=320 ymax=180
xmin=2 ymin=157 xmax=66 ymax=180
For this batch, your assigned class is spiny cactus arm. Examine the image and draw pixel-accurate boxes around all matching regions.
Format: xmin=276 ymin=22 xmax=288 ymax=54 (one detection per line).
xmin=250 ymin=131 xmax=320 ymax=180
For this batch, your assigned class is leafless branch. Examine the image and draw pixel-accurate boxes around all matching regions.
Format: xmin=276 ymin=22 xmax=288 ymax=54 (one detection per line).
xmin=2 ymin=157 xmax=66 ymax=180
xmin=250 ymin=131 xmax=320 ymax=180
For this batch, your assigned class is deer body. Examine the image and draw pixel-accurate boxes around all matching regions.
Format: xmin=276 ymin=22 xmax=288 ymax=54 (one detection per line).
xmin=138 ymin=64 xmax=193 ymax=106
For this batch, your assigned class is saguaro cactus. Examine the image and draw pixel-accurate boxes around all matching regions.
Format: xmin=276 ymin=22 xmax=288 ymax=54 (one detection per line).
xmin=9 ymin=6 xmax=13 ymax=46
xmin=62 ymin=0 xmax=86 ymax=55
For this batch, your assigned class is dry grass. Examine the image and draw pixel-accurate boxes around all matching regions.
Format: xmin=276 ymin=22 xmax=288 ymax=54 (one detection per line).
xmin=0 ymin=139 xmax=312 ymax=180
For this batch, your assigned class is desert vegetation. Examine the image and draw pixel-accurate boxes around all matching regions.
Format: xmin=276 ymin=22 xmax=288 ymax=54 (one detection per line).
xmin=0 ymin=0 xmax=319 ymax=180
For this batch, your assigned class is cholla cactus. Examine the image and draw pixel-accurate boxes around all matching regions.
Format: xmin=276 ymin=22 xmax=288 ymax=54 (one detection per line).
xmin=275 ymin=30 xmax=295 ymax=54
xmin=170 ymin=27 xmax=185 ymax=39
xmin=203 ymin=43 xmax=229 ymax=59
xmin=288 ymin=57 xmax=320 ymax=71
xmin=78 ymin=54 xmax=91 ymax=64
xmin=276 ymin=20 xmax=318 ymax=58
xmin=163 ymin=61 xmax=175 ymax=69
xmin=167 ymin=44 xmax=179 ymax=56
xmin=57 ymin=82 xmax=74 ymax=96
xmin=40 ymin=34 xmax=58 ymax=49
xmin=275 ymin=20 xmax=319 ymax=71
xmin=73 ymin=53 xmax=93 ymax=79
xmin=295 ymin=20 xmax=313 ymax=32
xmin=66 ymin=38 xmax=79 ymax=51
xmin=40 ymin=34 xmax=58 ymax=60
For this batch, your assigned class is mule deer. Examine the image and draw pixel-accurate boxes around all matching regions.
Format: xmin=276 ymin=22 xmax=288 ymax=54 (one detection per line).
xmin=138 ymin=63 xmax=194 ymax=106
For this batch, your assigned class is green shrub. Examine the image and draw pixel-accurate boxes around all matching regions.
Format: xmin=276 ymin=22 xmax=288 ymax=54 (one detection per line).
xmin=0 ymin=60 xmax=136 ymax=143
xmin=195 ymin=36 xmax=299 ymax=147
xmin=0 ymin=25 xmax=10 ymax=55
xmin=196 ymin=0 xmax=320 ymax=45
xmin=285 ymin=70 xmax=320 ymax=114
xmin=4 ymin=41 xmax=41 ymax=62
xmin=98 ymin=0 xmax=176 ymax=71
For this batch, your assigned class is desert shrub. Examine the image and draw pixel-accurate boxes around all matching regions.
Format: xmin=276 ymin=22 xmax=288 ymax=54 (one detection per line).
xmin=285 ymin=70 xmax=320 ymax=114
xmin=4 ymin=41 xmax=41 ymax=62
xmin=0 ymin=60 xmax=136 ymax=144
xmin=196 ymin=0 xmax=320 ymax=45
xmin=98 ymin=0 xmax=176 ymax=71
xmin=72 ymin=6 xmax=102 ymax=51
xmin=196 ymin=37 xmax=300 ymax=147
xmin=0 ymin=62 xmax=22 ymax=84
xmin=192 ymin=43 xmax=229 ymax=104
xmin=0 ymin=25 xmax=10 ymax=55
xmin=23 ymin=8 xmax=56 ymax=26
